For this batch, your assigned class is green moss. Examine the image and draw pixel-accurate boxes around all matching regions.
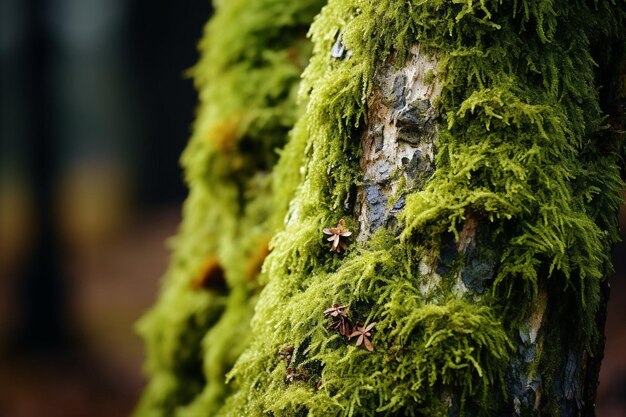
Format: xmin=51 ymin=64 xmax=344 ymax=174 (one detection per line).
xmin=226 ymin=227 xmax=511 ymax=416
xmin=133 ymin=1 xmax=324 ymax=416
xmin=138 ymin=0 xmax=625 ymax=416
xmin=220 ymin=1 xmax=624 ymax=416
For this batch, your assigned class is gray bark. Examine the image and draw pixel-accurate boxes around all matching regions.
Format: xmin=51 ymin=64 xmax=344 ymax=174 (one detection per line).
xmin=356 ymin=45 xmax=440 ymax=241
xmin=355 ymin=43 xmax=623 ymax=417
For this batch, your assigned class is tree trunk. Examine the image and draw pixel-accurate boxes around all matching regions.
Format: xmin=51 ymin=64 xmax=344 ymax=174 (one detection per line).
xmin=132 ymin=1 xmax=325 ymax=416
xmin=135 ymin=1 xmax=626 ymax=417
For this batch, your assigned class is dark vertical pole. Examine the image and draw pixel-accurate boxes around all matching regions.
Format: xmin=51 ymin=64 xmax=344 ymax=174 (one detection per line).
xmin=13 ymin=0 xmax=73 ymax=355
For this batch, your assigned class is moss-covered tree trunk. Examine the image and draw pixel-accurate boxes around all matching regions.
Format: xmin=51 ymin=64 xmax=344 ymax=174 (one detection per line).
xmin=136 ymin=1 xmax=626 ymax=416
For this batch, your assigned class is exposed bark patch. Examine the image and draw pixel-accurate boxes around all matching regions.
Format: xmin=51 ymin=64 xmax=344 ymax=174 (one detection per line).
xmin=459 ymin=249 xmax=496 ymax=294
xmin=457 ymin=212 xmax=479 ymax=254
xmin=502 ymin=288 xmax=549 ymax=415
xmin=528 ymin=289 xmax=548 ymax=345
xmin=356 ymin=46 xmax=441 ymax=241
xmin=554 ymin=349 xmax=585 ymax=415
xmin=418 ymin=260 xmax=442 ymax=295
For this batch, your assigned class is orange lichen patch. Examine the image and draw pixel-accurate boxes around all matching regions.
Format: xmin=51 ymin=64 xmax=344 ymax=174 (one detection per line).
xmin=245 ymin=238 xmax=271 ymax=282
xmin=206 ymin=114 xmax=242 ymax=153
xmin=190 ymin=255 xmax=228 ymax=294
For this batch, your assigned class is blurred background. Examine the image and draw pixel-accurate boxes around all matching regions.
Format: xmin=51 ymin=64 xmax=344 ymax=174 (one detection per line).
xmin=0 ymin=0 xmax=212 ymax=415
xmin=0 ymin=0 xmax=624 ymax=416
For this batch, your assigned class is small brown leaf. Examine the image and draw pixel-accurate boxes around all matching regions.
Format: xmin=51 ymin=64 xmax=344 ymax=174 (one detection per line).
xmin=324 ymin=303 xmax=352 ymax=338
xmin=322 ymin=219 xmax=352 ymax=253
xmin=350 ymin=322 xmax=376 ymax=352
xmin=364 ymin=337 xmax=374 ymax=352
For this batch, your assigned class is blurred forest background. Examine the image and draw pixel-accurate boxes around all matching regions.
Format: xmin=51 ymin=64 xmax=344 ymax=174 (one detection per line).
xmin=0 ymin=0 xmax=624 ymax=416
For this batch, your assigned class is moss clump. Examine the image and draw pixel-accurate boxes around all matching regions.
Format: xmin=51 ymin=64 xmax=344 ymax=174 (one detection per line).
xmin=137 ymin=0 xmax=625 ymax=415
xmin=220 ymin=1 xmax=624 ymax=416
xmin=133 ymin=1 xmax=325 ymax=416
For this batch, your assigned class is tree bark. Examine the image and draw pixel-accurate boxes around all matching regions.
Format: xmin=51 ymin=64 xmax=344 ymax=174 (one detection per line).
xmin=135 ymin=2 xmax=626 ymax=417
xmin=356 ymin=45 xmax=440 ymax=241
xmin=353 ymin=27 xmax=626 ymax=417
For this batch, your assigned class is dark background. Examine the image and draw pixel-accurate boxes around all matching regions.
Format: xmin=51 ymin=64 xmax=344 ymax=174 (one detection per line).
xmin=1 ymin=0 xmax=212 ymax=415
xmin=0 ymin=1 xmax=624 ymax=416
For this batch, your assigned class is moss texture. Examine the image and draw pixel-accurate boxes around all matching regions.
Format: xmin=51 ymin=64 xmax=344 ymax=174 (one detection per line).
xmin=137 ymin=1 xmax=625 ymax=416
xmin=133 ymin=1 xmax=325 ymax=416
xmin=221 ymin=1 xmax=625 ymax=416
